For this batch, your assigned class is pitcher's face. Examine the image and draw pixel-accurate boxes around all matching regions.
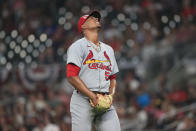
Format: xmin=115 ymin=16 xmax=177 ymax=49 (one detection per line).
xmin=82 ymin=16 xmax=101 ymax=32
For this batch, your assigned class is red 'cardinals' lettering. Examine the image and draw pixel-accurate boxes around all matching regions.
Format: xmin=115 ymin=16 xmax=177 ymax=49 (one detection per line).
xmin=84 ymin=50 xmax=112 ymax=72
xmin=89 ymin=63 xmax=111 ymax=72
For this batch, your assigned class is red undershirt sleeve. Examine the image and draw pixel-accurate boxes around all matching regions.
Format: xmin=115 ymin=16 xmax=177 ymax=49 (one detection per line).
xmin=109 ymin=74 xmax=116 ymax=80
xmin=67 ymin=63 xmax=81 ymax=78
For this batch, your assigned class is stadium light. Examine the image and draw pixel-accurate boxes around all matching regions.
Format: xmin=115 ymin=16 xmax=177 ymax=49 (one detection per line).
xmin=163 ymin=26 xmax=170 ymax=35
xmin=174 ymin=15 xmax=181 ymax=23
xmin=118 ymin=24 xmax=126 ymax=32
xmin=117 ymin=13 xmax=125 ymax=21
xmin=5 ymin=36 xmax=11 ymax=44
xmin=65 ymin=12 xmax=73 ymax=20
xmin=28 ymin=34 xmax=35 ymax=43
xmin=16 ymin=35 xmax=23 ymax=43
xmin=63 ymin=54 xmax=67 ymax=61
xmin=0 ymin=30 xmax=6 ymax=39
xmin=105 ymin=5 xmax=113 ymax=12
xmin=11 ymin=30 xmax=18 ymax=38
xmin=161 ymin=16 xmax=168 ymax=24
xmin=21 ymin=40 xmax=28 ymax=48
xmin=143 ymin=22 xmax=151 ymax=30
xmin=8 ymin=51 xmax=14 ymax=59
xmin=127 ymin=39 xmax=135 ymax=48
xmin=31 ymin=61 xmax=38 ymax=68
xmin=64 ymin=22 xmax=72 ymax=30
xmin=125 ymin=18 xmax=131 ymax=25
xmin=25 ymin=55 xmax=32 ymax=63
xmin=9 ymin=41 xmax=16 ymax=49
xmin=58 ymin=7 xmax=66 ymax=15
xmin=58 ymin=17 xmax=66 ymax=25
xmin=27 ymin=45 xmax=33 ymax=53
xmin=0 ymin=57 xmax=7 ymax=65
xmin=20 ymin=50 xmax=27 ymax=58
xmin=100 ymin=10 xmax=107 ymax=18
xmin=57 ymin=48 xmax=64 ymax=56
xmin=111 ymin=19 xmax=119 ymax=26
xmin=14 ymin=45 xmax=21 ymax=54
xmin=45 ymin=39 xmax=53 ymax=47
xmin=131 ymin=23 xmax=138 ymax=31
xmin=169 ymin=21 xmax=176 ymax=29
xmin=32 ymin=49 xmax=39 ymax=57
xmin=6 ymin=62 xmax=12 ymax=70
xmin=81 ymin=6 xmax=90 ymax=14
xmin=18 ymin=62 xmax=25 ymax=69
xmin=40 ymin=34 xmax=47 ymax=42
xmin=39 ymin=44 xmax=46 ymax=52
xmin=33 ymin=39 xmax=40 ymax=47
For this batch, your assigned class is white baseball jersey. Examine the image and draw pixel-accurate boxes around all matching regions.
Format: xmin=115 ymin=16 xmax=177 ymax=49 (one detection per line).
xmin=67 ymin=37 xmax=119 ymax=92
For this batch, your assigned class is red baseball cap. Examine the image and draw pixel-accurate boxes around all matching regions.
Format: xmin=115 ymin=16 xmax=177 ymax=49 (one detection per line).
xmin=78 ymin=10 xmax=101 ymax=33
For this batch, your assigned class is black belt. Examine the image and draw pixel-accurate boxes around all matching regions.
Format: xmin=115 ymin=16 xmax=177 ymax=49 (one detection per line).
xmin=76 ymin=90 xmax=109 ymax=95
xmin=93 ymin=91 xmax=109 ymax=95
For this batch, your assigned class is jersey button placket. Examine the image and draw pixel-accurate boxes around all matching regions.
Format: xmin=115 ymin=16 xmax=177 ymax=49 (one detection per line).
xmin=98 ymin=54 xmax=101 ymax=90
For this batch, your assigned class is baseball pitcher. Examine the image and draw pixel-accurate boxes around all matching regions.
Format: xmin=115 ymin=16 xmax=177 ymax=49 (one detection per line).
xmin=66 ymin=10 xmax=121 ymax=131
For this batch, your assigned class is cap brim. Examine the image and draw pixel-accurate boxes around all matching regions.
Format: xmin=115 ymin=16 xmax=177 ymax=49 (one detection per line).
xmin=88 ymin=11 xmax=101 ymax=21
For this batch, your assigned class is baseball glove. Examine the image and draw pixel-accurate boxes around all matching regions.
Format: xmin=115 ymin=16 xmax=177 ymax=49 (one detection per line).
xmin=90 ymin=94 xmax=113 ymax=114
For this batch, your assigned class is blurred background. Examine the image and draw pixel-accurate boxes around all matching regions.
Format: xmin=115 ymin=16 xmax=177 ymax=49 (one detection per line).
xmin=0 ymin=0 xmax=196 ymax=131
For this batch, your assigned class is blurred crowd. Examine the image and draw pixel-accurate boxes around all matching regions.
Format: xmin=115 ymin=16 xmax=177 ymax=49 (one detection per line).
xmin=0 ymin=0 xmax=196 ymax=130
